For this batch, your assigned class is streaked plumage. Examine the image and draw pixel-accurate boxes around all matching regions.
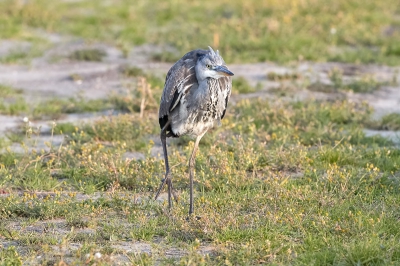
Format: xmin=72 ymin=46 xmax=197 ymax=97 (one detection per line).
xmin=155 ymin=46 xmax=234 ymax=215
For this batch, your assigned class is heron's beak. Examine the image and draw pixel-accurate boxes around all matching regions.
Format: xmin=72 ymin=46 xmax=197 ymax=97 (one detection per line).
xmin=214 ymin=65 xmax=234 ymax=76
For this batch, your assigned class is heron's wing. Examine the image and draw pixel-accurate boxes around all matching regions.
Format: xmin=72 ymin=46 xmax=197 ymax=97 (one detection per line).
xmin=219 ymin=75 xmax=232 ymax=120
xmin=159 ymin=49 xmax=207 ymax=123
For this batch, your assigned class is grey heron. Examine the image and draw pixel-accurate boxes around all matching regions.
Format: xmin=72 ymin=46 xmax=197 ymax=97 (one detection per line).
xmin=154 ymin=46 xmax=234 ymax=215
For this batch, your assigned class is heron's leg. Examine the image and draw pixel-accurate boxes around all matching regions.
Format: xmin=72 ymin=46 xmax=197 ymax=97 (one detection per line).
xmin=155 ymin=122 xmax=178 ymax=208
xmin=189 ymin=135 xmax=203 ymax=215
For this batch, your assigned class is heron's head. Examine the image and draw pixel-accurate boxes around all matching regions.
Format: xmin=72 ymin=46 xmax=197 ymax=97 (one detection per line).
xmin=196 ymin=46 xmax=234 ymax=81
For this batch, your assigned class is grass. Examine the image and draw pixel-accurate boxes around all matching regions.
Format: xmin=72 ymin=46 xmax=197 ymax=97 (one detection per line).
xmin=0 ymin=96 xmax=108 ymax=118
xmin=1 ymin=0 xmax=400 ymax=65
xmin=1 ymin=94 xmax=400 ymax=264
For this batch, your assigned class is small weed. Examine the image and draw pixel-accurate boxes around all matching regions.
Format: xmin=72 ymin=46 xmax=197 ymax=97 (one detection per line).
xmin=69 ymin=73 xmax=83 ymax=83
xmin=69 ymin=49 xmax=106 ymax=62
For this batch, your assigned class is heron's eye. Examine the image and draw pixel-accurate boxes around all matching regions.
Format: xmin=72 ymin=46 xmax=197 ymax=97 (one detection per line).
xmin=206 ymin=64 xmax=211 ymax=69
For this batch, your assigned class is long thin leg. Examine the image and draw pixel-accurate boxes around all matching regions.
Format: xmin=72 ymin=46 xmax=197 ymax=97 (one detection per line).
xmin=155 ymin=122 xmax=178 ymax=208
xmin=189 ymin=135 xmax=203 ymax=215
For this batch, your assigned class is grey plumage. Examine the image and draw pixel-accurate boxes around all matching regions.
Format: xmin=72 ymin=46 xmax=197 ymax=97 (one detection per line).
xmin=155 ymin=46 xmax=234 ymax=215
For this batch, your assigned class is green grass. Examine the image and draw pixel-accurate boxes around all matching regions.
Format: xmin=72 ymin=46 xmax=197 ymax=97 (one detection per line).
xmin=1 ymin=0 xmax=400 ymax=65
xmin=1 ymin=96 xmax=400 ymax=264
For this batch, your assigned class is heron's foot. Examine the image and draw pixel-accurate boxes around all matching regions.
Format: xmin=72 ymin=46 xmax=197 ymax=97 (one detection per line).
xmin=165 ymin=178 xmax=179 ymax=203
xmin=154 ymin=176 xmax=179 ymax=203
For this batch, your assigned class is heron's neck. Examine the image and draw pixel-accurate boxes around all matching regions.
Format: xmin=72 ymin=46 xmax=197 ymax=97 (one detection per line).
xmin=195 ymin=63 xmax=209 ymax=81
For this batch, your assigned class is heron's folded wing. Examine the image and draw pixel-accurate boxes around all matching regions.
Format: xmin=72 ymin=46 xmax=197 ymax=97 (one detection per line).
xmin=219 ymin=75 xmax=232 ymax=120
xmin=159 ymin=50 xmax=207 ymax=120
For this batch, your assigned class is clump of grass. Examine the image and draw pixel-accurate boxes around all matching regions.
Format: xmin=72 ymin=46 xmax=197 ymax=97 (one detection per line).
xmin=69 ymin=48 xmax=106 ymax=62
xmin=0 ymin=97 xmax=29 ymax=115
xmin=121 ymin=66 xmax=146 ymax=77
xmin=54 ymin=122 xmax=77 ymax=134
xmin=307 ymin=82 xmax=336 ymax=93
xmin=66 ymin=216 xmax=90 ymax=228
xmin=32 ymin=98 xmax=111 ymax=120
xmin=266 ymin=71 xmax=301 ymax=81
xmin=0 ymin=84 xmax=28 ymax=115
xmin=0 ymin=84 xmax=23 ymax=97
